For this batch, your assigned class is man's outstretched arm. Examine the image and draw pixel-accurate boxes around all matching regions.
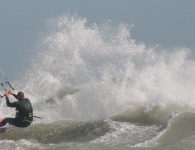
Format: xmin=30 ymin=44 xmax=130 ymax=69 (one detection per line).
xmin=13 ymin=94 xmax=18 ymax=99
xmin=4 ymin=93 xmax=19 ymax=108
xmin=6 ymin=97 xmax=19 ymax=108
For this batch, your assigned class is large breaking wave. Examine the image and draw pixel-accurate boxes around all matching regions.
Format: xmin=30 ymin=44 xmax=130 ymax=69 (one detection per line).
xmin=9 ymin=13 xmax=195 ymax=123
xmin=0 ymin=13 xmax=195 ymax=149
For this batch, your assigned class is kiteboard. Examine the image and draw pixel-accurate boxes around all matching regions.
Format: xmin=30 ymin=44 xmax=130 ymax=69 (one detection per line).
xmin=0 ymin=118 xmax=9 ymax=133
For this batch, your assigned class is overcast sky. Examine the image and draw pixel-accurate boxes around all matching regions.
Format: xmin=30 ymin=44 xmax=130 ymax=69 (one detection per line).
xmin=0 ymin=0 xmax=195 ymax=80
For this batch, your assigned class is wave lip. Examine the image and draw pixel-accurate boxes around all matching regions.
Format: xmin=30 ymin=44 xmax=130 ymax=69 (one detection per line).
xmin=91 ymin=106 xmax=175 ymax=147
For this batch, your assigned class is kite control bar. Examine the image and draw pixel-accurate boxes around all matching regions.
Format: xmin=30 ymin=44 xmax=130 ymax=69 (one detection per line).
xmin=0 ymin=67 xmax=15 ymax=98
xmin=0 ymin=67 xmax=15 ymax=91
xmin=5 ymin=81 xmax=14 ymax=91
xmin=0 ymin=83 xmax=7 ymax=98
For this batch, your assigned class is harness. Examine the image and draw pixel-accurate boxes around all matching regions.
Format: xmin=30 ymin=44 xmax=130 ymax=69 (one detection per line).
xmin=22 ymin=113 xmax=33 ymax=122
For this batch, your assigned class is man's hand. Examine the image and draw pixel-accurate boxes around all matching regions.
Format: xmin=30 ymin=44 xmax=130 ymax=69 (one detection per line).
xmin=8 ymin=91 xmax=14 ymax=95
xmin=4 ymin=93 xmax=9 ymax=97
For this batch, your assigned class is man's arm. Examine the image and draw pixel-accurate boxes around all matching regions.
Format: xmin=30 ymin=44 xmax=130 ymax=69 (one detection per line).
xmin=13 ymin=94 xmax=18 ymax=100
xmin=6 ymin=97 xmax=19 ymax=108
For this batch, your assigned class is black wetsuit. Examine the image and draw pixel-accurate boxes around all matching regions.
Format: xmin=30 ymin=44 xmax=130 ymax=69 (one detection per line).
xmin=1 ymin=94 xmax=33 ymax=127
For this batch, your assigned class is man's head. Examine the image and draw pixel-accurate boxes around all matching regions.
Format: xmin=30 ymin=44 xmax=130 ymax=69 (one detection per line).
xmin=17 ymin=92 xmax=24 ymax=100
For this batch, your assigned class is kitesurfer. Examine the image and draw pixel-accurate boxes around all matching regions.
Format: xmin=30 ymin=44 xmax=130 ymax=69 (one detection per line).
xmin=0 ymin=91 xmax=33 ymax=127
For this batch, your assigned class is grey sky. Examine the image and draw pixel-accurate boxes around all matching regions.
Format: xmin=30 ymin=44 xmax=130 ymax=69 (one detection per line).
xmin=0 ymin=0 xmax=195 ymax=80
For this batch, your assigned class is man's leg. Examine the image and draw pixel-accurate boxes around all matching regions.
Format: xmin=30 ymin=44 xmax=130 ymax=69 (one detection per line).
xmin=0 ymin=118 xmax=7 ymax=127
xmin=0 ymin=118 xmax=30 ymax=128
xmin=0 ymin=118 xmax=17 ymax=127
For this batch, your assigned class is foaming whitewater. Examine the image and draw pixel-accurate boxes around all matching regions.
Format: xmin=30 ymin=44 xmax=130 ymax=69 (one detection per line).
xmin=17 ymin=14 xmax=195 ymax=121
xmin=1 ymin=14 xmax=195 ymax=149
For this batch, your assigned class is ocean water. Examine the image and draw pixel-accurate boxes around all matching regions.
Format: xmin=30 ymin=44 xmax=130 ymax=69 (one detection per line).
xmin=0 ymin=14 xmax=195 ymax=150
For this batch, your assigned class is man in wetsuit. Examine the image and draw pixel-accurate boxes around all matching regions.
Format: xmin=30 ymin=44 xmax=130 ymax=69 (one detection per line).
xmin=0 ymin=91 xmax=33 ymax=127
